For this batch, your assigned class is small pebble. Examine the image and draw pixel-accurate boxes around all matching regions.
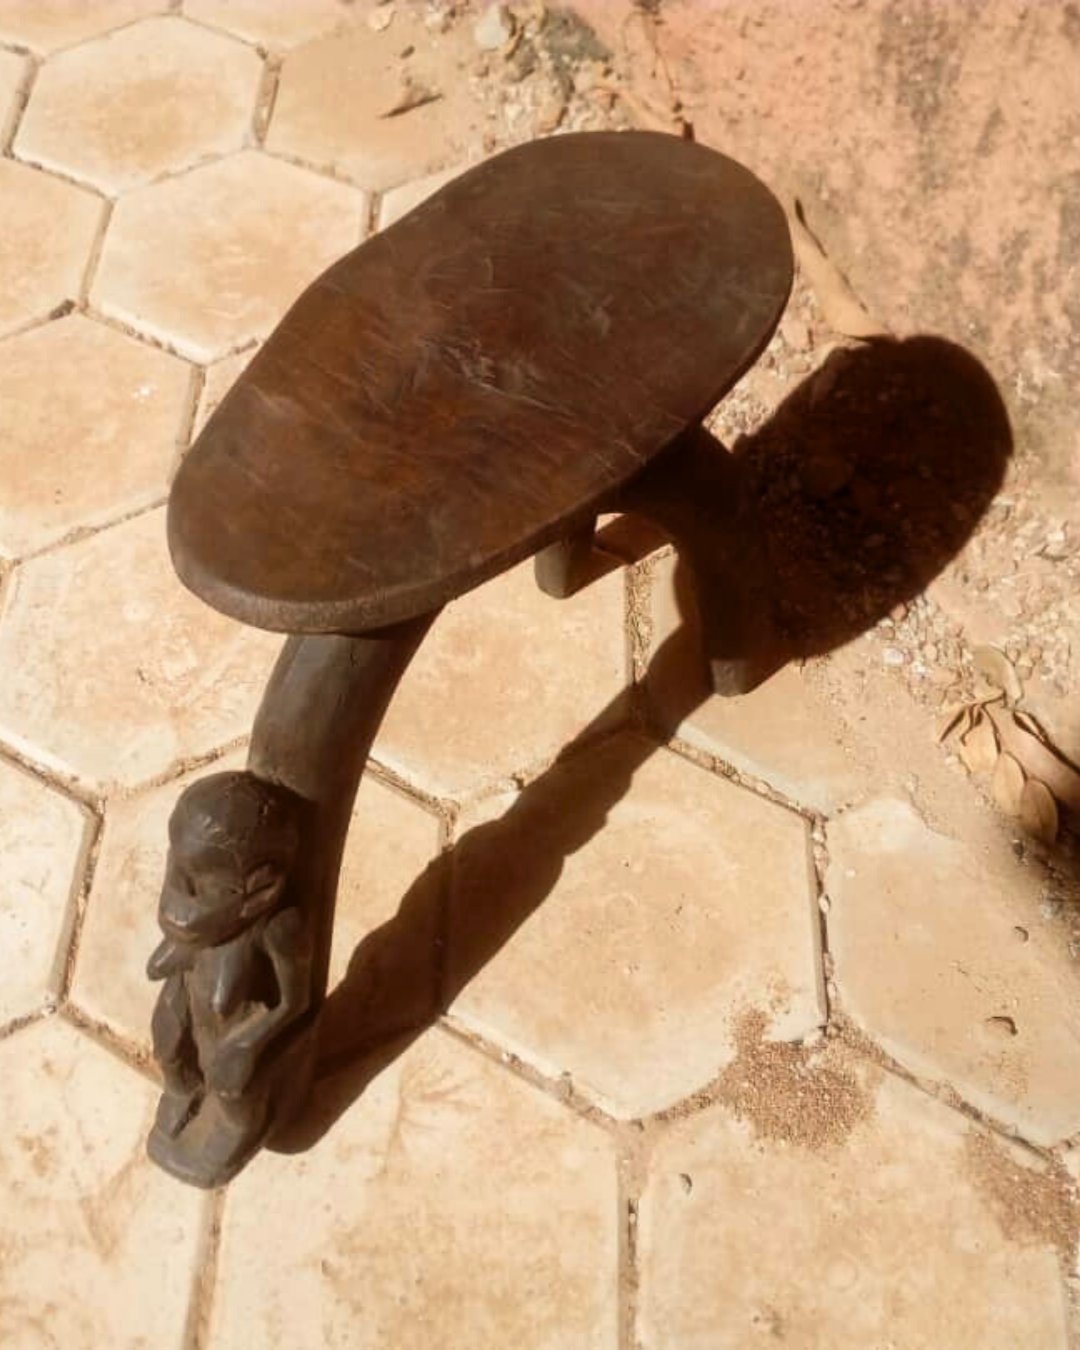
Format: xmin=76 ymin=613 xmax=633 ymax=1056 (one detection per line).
xmin=473 ymin=2 xmax=514 ymax=49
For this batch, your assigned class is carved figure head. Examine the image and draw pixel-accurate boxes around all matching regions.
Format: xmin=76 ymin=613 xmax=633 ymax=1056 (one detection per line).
xmin=158 ymin=771 xmax=302 ymax=948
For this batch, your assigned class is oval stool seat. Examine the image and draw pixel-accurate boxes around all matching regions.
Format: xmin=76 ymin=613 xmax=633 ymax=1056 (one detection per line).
xmin=168 ymin=130 xmax=793 ymax=634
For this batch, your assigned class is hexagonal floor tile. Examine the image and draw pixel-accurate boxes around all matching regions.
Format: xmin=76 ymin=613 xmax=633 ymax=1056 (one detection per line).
xmin=826 ymin=796 xmax=1080 ymax=1146
xmin=267 ymin=16 xmax=486 ymax=191
xmin=0 ymin=160 xmax=102 ymax=339
xmin=646 ymin=550 xmax=872 ymax=813
xmin=0 ymin=508 xmax=280 ymax=790
xmin=209 ymin=1028 xmax=618 ymax=1349
xmin=0 ymin=1017 xmax=208 ymax=1349
xmin=15 ymin=16 xmax=263 ymax=193
xmin=639 ymin=1060 xmax=1072 ymax=1348
xmin=0 ymin=761 xmax=90 ymax=1025
xmin=0 ymin=0 xmax=161 ymax=53
xmin=373 ymin=558 xmax=630 ymax=800
xmin=92 ymin=150 xmax=365 ymax=361
xmin=0 ymin=46 xmax=26 ymax=142
xmin=446 ymin=731 xmax=823 ymax=1117
xmin=73 ymin=759 xmax=440 ymax=1055
xmin=0 ymin=314 xmax=191 ymax=558
xmin=185 ymin=0 xmax=355 ymax=50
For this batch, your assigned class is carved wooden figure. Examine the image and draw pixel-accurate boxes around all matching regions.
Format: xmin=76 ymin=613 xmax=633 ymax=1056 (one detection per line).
xmin=148 ymin=130 xmax=793 ymax=1186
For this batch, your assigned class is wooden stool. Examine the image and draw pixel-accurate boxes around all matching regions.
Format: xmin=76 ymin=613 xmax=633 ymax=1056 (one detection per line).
xmin=146 ymin=130 xmax=793 ymax=1187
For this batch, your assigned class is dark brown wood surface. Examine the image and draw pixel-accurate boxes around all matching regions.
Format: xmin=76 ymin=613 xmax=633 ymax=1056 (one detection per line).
xmin=168 ymin=131 xmax=792 ymax=633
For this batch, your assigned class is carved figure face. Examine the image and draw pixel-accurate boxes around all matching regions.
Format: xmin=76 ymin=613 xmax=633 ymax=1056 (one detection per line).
xmin=158 ymin=772 xmax=301 ymax=948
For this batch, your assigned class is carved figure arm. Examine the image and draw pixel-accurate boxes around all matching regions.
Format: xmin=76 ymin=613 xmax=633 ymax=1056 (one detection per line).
xmin=208 ymin=907 xmax=313 ymax=1098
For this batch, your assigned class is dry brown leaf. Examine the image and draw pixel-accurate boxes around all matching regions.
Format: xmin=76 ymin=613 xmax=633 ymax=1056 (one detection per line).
xmin=991 ymin=752 xmax=1025 ymax=816
xmin=972 ymin=645 xmax=1023 ymax=703
xmin=936 ymin=703 xmax=970 ymax=744
xmin=985 ymin=706 xmax=1080 ymax=813
xmin=788 ymin=207 xmax=887 ymax=340
xmin=959 ymin=710 xmax=1000 ymax=774
xmin=1019 ymin=778 xmax=1058 ymax=844
xmin=379 ymin=78 xmax=442 ymax=119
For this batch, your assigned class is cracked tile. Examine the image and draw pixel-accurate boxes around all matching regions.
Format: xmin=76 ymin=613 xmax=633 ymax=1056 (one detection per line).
xmin=0 ymin=314 xmax=190 ymax=558
xmin=0 ymin=508 xmax=279 ymax=790
xmin=639 ymin=1058 xmax=1072 ymax=1349
xmin=16 ymin=16 xmax=263 ymax=193
xmin=92 ymin=150 xmax=365 ymax=360
xmin=210 ymin=1028 xmax=618 ymax=1348
xmin=0 ymin=159 xmax=102 ymax=339
xmin=268 ymin=15 xmax=485 ymax=191
xmin=0 ymin=1016 xmax=207 ymax=1349
xmin=447 ymin=732 xmax=823 ymax=1117
xmin=827 ymin=796 xmax=1080 ymax=1146
xmin=374 ymin=558 xmax=629 ymax=799
xmin=0 ymin=762 xmax=90 ymax=1024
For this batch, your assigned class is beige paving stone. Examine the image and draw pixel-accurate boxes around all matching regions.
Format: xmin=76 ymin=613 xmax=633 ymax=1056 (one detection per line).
xmin=0 ymin=159 xmax=102 ymax=339
xmin=827 ymin=796 xmax=1080 ymax=1146
xmin=193 ymin=344 xmax=256 ymax=437
xmin=92 ymin=150 xmax=364 ymax=361
xmin=210 ymin=1027 xmax=618 ymax=1349
xmin=268 ymin=15 xmax=486 ymax=191
xmin=374 ymin=558 xmax=629 ymax=799
xmin=15 ymin=16 xmax=263 ymax=193
xmin=0 ymin=0 xmax=162 ymax=53
xmin=73 ymin=760 xmax=440 ymax=1054
xmin=377 ymin=162 xmax=469 ymax=229
xmin=647 ymin=550 xmax=871 ymax=813
xmin=0 ymin=761 xmax=90 ymax=1025
xmin=0 ymin=46 xmax=26 ymax=144
xmin=0 ymin=1016 xmax=208 ymax=1349
xmin=185 ymin=0 xmax=354 ymax=50
xmin=0 ymin=314 xmax=191 ymax=558
xmin=639 ymin=1065 xmax=1071 ymax=1349
xmin=447 ymin=732 xmax=823 ymax=1117
xmin=0 ymin=508 xmax=280 ymax=790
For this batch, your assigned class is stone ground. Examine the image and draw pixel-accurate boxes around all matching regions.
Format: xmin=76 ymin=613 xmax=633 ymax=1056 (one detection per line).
xmin=1 ymin=3 xmax=1079 ymax=1348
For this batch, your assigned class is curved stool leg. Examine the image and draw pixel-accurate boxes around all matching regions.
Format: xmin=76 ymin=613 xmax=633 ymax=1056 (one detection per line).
xmin=618 ymin=425 xmax=784 ymax=696
xmin=146 ymin=615 xmax=435 ymax=1188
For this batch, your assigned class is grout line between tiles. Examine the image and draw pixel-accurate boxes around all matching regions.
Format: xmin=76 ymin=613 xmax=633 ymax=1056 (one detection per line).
xmin=79 ymin=195 xmax=114 ymax=305
xmin=250 ymin=51 xmax=280 ymax=147
xmin=188 ymin=1187 xmax=228 ymax=1350
xmin=1 ymin=48 xmax=37 ymax=152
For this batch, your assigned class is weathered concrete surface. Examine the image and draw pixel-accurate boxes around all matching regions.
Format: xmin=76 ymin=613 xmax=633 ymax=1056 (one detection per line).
xmin=575 ymin=0 xmax=1080 ymax=492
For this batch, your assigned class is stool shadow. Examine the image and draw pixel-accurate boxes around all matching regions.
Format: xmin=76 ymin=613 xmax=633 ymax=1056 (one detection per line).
xmin=272 ymin=334 xmax=1011 ymax=1153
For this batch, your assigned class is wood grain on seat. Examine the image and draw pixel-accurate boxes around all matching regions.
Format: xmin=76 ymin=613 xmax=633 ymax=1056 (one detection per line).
xmin=168 ymin=131 xmax=792 ymax=634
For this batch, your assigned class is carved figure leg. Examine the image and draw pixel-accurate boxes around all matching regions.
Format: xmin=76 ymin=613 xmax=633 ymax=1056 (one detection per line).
xmin=147 ymin=614 xmax=435 ymax=1187
xmin=150 ymin=972 xmax=201 ymax=1138
xmin=617 ymin=425 xmax=782 ymax=695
